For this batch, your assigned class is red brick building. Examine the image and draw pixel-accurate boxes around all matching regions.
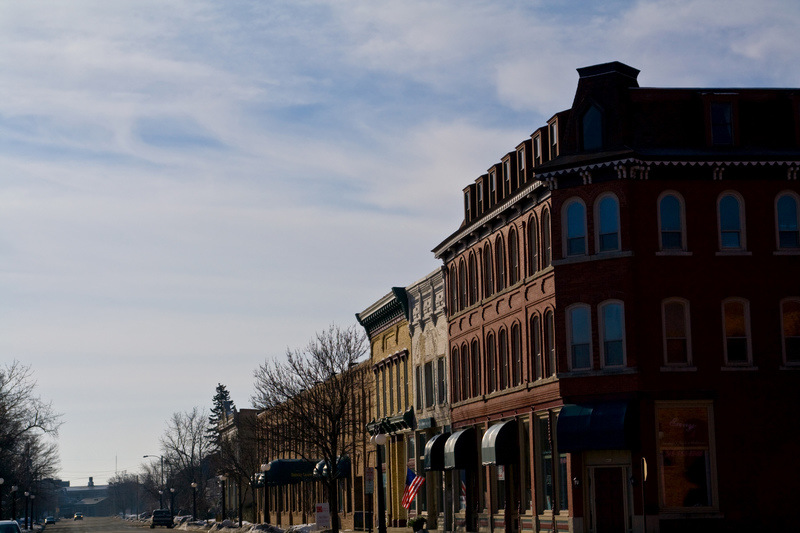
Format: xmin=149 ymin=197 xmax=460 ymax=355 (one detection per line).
xmin=431 ymin=62 xmax=800 ymax=533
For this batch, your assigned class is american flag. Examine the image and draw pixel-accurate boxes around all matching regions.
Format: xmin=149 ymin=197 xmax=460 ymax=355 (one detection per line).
xmin=401 ymin=468 xmax=425 ymax=509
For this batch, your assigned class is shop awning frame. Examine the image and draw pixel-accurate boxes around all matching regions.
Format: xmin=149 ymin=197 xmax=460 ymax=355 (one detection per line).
xmin=423 ymin=432 xmax=450 ymax=471
xmin=481 ymin=420 xmax=519 ymax=466
xmin=444 ymin=427 xmax=477 ymax=470
xmin=556 ymin=401 xmax=635 ymax=452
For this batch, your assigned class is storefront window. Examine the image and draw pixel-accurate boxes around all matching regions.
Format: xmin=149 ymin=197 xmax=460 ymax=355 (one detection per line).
xmin=537 ymin=416 xmax=554 ymax=512
xmin=656 ymin=403 xmax=716 ymax=509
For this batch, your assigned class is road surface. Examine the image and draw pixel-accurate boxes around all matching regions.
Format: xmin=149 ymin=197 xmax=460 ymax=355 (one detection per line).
xmin=41 ymin=516 xmax=153 ymax=532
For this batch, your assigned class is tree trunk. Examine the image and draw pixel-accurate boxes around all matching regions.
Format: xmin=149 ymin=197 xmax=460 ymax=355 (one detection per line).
xmin=328 ymin=478 xmax=340 ymax=533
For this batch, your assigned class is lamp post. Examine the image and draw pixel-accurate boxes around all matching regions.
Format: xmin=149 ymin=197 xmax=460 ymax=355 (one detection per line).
xmin=30 ymin=494 xmax=35 ymax=526
xmin=373 ymin=432 xmax=388 ymax=533
xmin=23 ymin=491 xmax=29 ymax=529
xmin=191 ymin=482 xmax=197 ymax=519
xmin=169 ymin=488 xmax=175 ymax=517
xmin=0 ymin=477 xmax=4 ymax=519
xmin=143 ymin=455 xmax=165 ymax=508
xmin=10 ymin=486 xmax=17 ymax=522
xmin=260 ymin=463 xmax=270 ymax=525
xmin=218 ymin=475 xmax=227 ymax=521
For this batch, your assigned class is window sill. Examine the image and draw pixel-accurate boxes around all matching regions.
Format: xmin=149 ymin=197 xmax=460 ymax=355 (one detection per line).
xmin=780 ymin=364 xmax=800 ymax=370
xmin=720 ymin=365 xmax=758 ymax=371
xmin=552 ymin=250 xmax=633 ymax=266
xmin=715 ymin=250 xmax=751 ymax=256
xmin=656 ymin=250 xmax=692 ymax=256
xmin=658 ymin=511 xmax=723 ymax=519
xmin=774 ymin=250 xmax=800 ymax=256
xmin=660 ymin=365 xmax=697 ymax=372
xmin=560 ymin=367 xmax=638 ymax=378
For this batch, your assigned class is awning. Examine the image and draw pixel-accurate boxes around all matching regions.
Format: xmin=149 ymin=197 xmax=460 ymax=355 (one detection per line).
xmin=557 ymin=401 xmax=634 ymax=452
xmin=423 ymin=432 xmax=450 ymax=471
xmin=444 ymin=428 xmax=477 ymax=470
xmin=481 ymin=420 xmax=519 ymax=466
xmin=265 ymin=459 xmax=317 ymax=485
xmin=313 ymin=456 xmax=351 ymax=479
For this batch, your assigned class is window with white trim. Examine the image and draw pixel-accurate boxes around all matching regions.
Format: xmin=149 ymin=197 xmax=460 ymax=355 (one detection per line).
xmin=781 ymin=298 xmax=800 ymax=365
xmin=545 ymin=310 xmax=556 ymax=377
xmin=486 ymin=332 xmax=497 ymax=393
xmin=662 ymin=299 xmax=692 ymax=366
xmin=567 ymin=304 xmax=592 ymax=370
xmin=599 ymin=300 xmax=625 ymax=367
xmin=528 ymin=215 xmax=539 ymax=275
xmin=718 ymin=192 xmax=745 ymax=250
xmin=437 ymin=356 xmax=446 ymax=405
xmin=776 ymin=192 xmax=800 ymax=249
xmin=596 ymin=194 xmax=620 ymax=252
xmin=563 ymin=199 xmax=587 ymax=256
xmin=542 ymin=210 xmax=552 ymax=266
xmin=658 ymin=192 xmax=686 ymax=251
xmin=722 ymin=298 xmax=752 ymax=365
xmin=530 ymin=314 xmax=542 ymax=380
xmin=424 ymin=362 xmax=434 ymax=408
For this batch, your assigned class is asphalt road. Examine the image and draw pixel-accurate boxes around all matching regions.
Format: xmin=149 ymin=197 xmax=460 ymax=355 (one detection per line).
xmin=41 ymin=516 xmax=152 ymax=532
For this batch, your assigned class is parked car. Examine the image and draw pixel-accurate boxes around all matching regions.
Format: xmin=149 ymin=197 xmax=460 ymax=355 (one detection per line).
xmin=45 ymin=516 xmax=56 ymax=524
xmin=0 ymin=520 xmax=21 ymax=533
xmin=74 ymin=512 xmax=84 ymax=520
xmin=150 ymin=509 xmax=173 ymax=529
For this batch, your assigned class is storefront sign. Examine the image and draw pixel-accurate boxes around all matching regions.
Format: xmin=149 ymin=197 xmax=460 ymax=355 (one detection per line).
xmin=315 ymin=503 xmax=331 ymax=530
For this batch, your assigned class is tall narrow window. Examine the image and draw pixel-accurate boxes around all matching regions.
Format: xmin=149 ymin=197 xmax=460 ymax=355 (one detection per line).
xmin=499 ymin=329 xmax=509 ymax=389
xmin=468 ymin=253 xmax=478 ymax=305
xmin=599 ymin=301 xmax=625 ymax=367
xmin=486 ymin=333 xmax=497 ymax=393
xmin=424 ymin=362 xmax=434 ymax=408
xmin=776 ymin=193 xmax=800 ymax=249
xmin=723 ymin=298 xmax=751 ymax=365
xmin=564 ymin=199 xmax=587 ymax=256
xmin=663 ymin=299 xmax=692 ymax=366
xmin=451 ymin=347 xmax=460 ymax=402
xmin=404 ymin=358 xmax=409 ymax=408
xmin=388 ymin=364 xmax=395 ymax=413
xmin=449 ymin=267 xmax=458 ymax=315
xmin=528 ymin=216 xmax=539 ymax=275
xmin=530 ymin=314 xmax=542 ymax=380
xmin=495 ymin=237 xmax=506 ymax=292
xmin=542 ymin=210 xmax=552 ymax=266
xmin=376 ymin=370 xmax=382 ymax=417
xmin=533 ymin=135 xmax=541 ymax=165
xmin=437 ymin=357 xmax=446 ymax=404
xmin=568 ymin=305 xmax=592 ymax=370
xmin=659 ymin=193 xmax=686 ymax=251
xmin=504 ymin=160 xmax=511 ymax=195
xmin=596 ymin=194 xmax=620 ymax=252
xmin=549 ymin=120 xmax=558 ymax=159
xmin=518 ymin=148 xmax=525 ymax=182
xmin=458 ymin=260 xmax=467 ymax=311
xmin=490 ymin=171 xmax=497 ymax=204
xmin=477 ymin=182 xmax=484 ymax=214
xmin=582 ymin=104 xmax=603 ymax=150
xmin=781 ymin=298 xmax=800 ymax=364
xmin=545 ymin=310 xmax=556 ymax=377
xmin=460 ymin=343 xmax=469 ymax=399
xmin=718 ymin=193 xmax=744 ymax=250
xmin=483 ymin=244 xmax=494 ymax=298
xmin=471 ymin=340 xmax=481 ymax=397
xmin=509 ymin=228 xmax=520 ymax=285
xmin=710 ymin=102 xmax=733 ymax=145
xmin=415 ymin=365 xmax=423 ymax=409
xmin=511 ymin=323 xmax=522 ymax=385
xmin=464 ymin=189 xmax=472 ymax=221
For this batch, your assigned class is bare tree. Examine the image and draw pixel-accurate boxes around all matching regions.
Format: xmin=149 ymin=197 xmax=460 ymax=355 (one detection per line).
xmin=160 ymin=407 xmax=213 ymax=514
xmin=252 ymin=324 xmax=368 ymax=533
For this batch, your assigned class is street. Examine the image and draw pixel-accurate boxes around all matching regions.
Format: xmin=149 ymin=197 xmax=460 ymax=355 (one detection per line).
xmin=41 ymin=517 xmax=150 ymax=532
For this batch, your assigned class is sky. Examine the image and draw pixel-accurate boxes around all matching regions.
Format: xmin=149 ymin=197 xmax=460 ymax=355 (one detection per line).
xmin=2 ymin=0 xmax=800 ymax=486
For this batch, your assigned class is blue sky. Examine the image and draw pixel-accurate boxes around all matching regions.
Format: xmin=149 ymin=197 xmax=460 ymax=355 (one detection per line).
xmin=2 ymin=0 xmax=799 ymax=485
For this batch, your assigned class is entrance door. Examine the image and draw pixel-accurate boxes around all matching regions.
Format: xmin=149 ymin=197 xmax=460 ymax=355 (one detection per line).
xmin=591 ymin=467 xmax=627 ymax=533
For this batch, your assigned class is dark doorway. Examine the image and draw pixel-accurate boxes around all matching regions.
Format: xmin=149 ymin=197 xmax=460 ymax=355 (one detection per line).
xmin=592 ymin=467 xmax=627 ymax=533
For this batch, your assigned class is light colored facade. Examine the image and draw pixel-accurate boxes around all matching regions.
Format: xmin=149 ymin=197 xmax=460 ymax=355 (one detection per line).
xmin=406 ymin=268 xmax=453 ymax=531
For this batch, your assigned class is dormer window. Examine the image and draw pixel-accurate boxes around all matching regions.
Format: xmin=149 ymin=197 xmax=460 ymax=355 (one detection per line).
xmin=549 ymin=120 xmax=559 ymax=158
xmin=581 ymin=104 xmax=603 ymax=151
xmin=477 ymin=181 xmax=485 ymax=214
xmin=464 ymin=189 xmax=472 ymax=221
xmin=490 ymin=171 xmax=497 ymax=204
xmin=504 ymin=159 xmax=511 ymax=195
xmin=711 ymin=102 xmax=733 ymax=145
xmin=533 ymin=135 xmax=541 ymax=165
xmin=517 ymin=148 xmax=526 ymax=182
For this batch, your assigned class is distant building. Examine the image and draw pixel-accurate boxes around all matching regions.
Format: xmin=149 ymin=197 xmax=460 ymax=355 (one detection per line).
xmin=60 ymin=477 xmax=112 ymax=517
xmin=433 ymin=62 xmax=800 ymax=533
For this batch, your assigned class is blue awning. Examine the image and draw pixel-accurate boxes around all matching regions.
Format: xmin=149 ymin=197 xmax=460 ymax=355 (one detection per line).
xmin=444 ymin=428 xmax=477 ymax=470
xmin=266 ymin=459 xmax=317 ymax=485
xmin=423 ymin=432 xmax=450 ymax=471
xmin=481 ymin=420 xmax=518 ymax=466
xmin=556 ymin=401 xmax=634 ymax=452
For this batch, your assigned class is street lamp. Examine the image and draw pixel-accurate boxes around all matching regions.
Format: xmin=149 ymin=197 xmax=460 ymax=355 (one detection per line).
xmin=23 ymin=491 xmax=29 ymax=529
xmin=10 ymin=486 xmax=17 ymax=522
xmin=218 ymin=475 xmax=227 ymax=521
xmin=0 ymin=477 xmax=4 ymax=519
xmin=159 ymin=490 xmax=164 ymax=511
xmin=144 ymin=455 xmax=165 ymax=508
xmin=191 ymin=482 xmax=198 ymax=519
xmin=169 ymin=488 xmax=175 ymax=516
xmin=30 ymin=494 xmax=35 ymax=526
xmin=373 ymin=432 xmax=388 ymax=533
xmin=260 ymin=462 xmax=271 ymax=525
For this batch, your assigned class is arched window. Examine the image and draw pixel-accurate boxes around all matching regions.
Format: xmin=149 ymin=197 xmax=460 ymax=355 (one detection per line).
xmin=718 ymin=192 xmax=745 ymax=250
xmin=564 ymin=199 xmax=587 ymax=256
xmin=449 ymin=267 xmax=458 ymax=315
xmin=599 ymin=300 xmax=626 ymax=367
xmin=509 ymin=228 xmax=520 ymax=285
xmin=451 ymin=346 xmax=460 ymax=402
xmin=468 ymin=253 xmax=479 ymax=305
xmin=776 ymin=192 xmax=800 ymax=249
xmin=471 ymin=340 xmax=481 ymax=397
xmin=542 ymin=210 xmax=552 ymax=267
xmin=781 ymin=298 xmax=800 ymax=364
xmin=530 ymin=314 xmax=542 ymax=380
xmin=458 ymin=260 xmax=467 ymax=311
xmin=499 ymin=329 xmax=509 ymax=389
xmin=528 ymin=215 xmax=539 ymax=276
xmin=545 ymin=310 xmax=556 ymax=376
xmin=596 ymin=194 xmax=620 ymax=252
xmin=582 ymin=104 xmax=603 ymax=151
xmin=511 ymin=323 xmax=522 ymax=386
xmin=567 ymin=304 xmax=592 ymax=370
xmin=658 ymin=192 xmax=686 ymax=251
xmin=460 ymin=343 xmax=469 ymax=399
xmin=662 ymin=299 xmax=692 ymax=366
xmin=483 ymin=243 xmax=494 ymax=299
xmin=722 ymin=298 xmax=751 ymax=366
xmin=486 ymin=333 xmax=497 ymax=393
xmin=495 ymin=237 xmax=507 ymax=292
